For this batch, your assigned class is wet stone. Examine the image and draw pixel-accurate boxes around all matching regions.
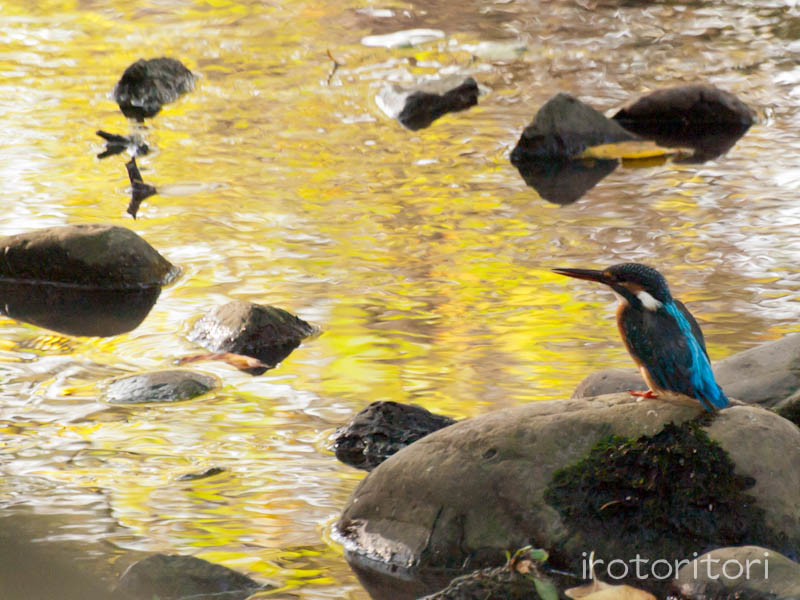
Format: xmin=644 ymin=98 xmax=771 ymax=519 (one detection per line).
xmin=104 ymin=370 xmax=218 ymax=404
xmin=333 ymin=401 xmax=456 ymax=471
xmin=113 ymin=57 xmax=195 ymax=121
xmin=114 ymin=554 xmax=267 ymax=600
xmin=377 ymin=76 xmax=480 ymax=131
xmin=0 ymin=224 xmax=178 ymax=288
xmin=187 ymin=300 xmax=317 ymax=374
xmin=510 ymin=92 xmax=637 ymax=161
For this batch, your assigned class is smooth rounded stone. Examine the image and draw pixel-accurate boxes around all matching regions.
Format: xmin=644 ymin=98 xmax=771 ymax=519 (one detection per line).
xmin=376 ymin=76 xmax=479 ymax=131
xmin=0 ymin=224 xmax=178 ymax=288
xmin=510 ymin=92 xmax=637 ymax=161
xmin=572 ymin=334 xmax=800 ymax=408
xmin=114 ymin=554 xmax=267 ymax=600
xmin=187 ymin=300 xmax=317 ymax=372
xmin=113 ymin=57 xmax=195 ymax=120
xmin=336 ymin=395 xmax=800 ymax=595
xmin=333 ymin=401 xmax=456 ymax=471
xmin=671 ymin=546 xmax=800 ymax=600
xmin=612 ymin=84 xmax=754 ymax=161
xmin=104 ymin=370 xmax=218 ymax=404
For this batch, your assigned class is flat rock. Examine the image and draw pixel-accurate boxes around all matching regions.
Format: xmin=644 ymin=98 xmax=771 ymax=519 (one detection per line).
xmin=0 ymin=224 xmax=178 ymax=288
xmin=333 ymin=401 xmax=456 ymax=471
xmin=187 ymin=300 xmax=317 ymax=373
xmin=377 ymin=76 xmax=479 ymax=131
xmin=336 ymin=395 xmax=800 ymax=597
xmin=115 ymin=554 xmax=266 ymax=600
xmin=572 ymin=334 xmax=800 ymax=408
xmin=672 ymin=546 xmax=800 ymax=600
xmin=103 ymin=370 xmax=218 ymax=404
xmin=510 ymin=92 xmax=637 ymax=161
xmin=113 ymin=57 xmax=195 ymax=120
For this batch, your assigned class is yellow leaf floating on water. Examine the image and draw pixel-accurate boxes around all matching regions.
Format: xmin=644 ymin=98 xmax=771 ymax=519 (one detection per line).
xmin=578 ymin=140 xmax=686 ymax=160
xmin=565 ymin=578 xmax=657 ymax=600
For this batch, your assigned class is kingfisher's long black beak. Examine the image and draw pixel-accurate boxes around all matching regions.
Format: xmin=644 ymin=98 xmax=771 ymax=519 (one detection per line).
xmin=551 ymin=267 xmax=611 ymax=285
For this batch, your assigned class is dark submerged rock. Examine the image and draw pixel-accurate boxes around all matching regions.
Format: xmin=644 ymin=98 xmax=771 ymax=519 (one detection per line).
xmin=336 ymin=396 xmax=800 ymax=597
xmin=104 ymin=370 xmax=218 ymax=404
xmin=0 ymin=280 xmax=160 ymax=337
xmin=510 ymin=92 xmax=637 ymax=161
xmin=613 ymin=84 xmax=754 ymax=161
xmin=377 ymin=76 xmax=479 ymax=130
xmin=573 ymin=334 xmax=800 ymax=408
xmin=512 ymin=157 xmax=618 ymax=205
xmin=187 ymin=300 xmax=317 ymax=374
xmin=671 ymin=546 xmax=800 ymax=600
xmin=114 ymin=554 xmax=266 ymax=600
xmin=776 ymin=393 xmax=800 ymax=428
xmin=333 ymin=401 xmax=456 ymax=471
xmin=0 ymin=224 xmax=178 ymax=287
xmin=113 ymin=57 xmax=195 ymax=121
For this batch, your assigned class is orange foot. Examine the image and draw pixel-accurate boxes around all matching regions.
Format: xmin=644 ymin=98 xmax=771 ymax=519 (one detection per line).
xmin=629 ymin=389 xmax=658 ymax=399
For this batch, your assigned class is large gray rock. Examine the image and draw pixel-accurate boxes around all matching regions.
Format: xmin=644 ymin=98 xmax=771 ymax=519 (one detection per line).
xmin=572 ymin=334 xmax=800 ymax=408
xmin=510 ymin=92 xmax=637 ymax=161
xmin=336 ymin=395 xmax=800 ymax=596
xmin=0 ymin=224 xmax=178 ymax=288
xmin=672 ymin=546 xmax=800 ymax=600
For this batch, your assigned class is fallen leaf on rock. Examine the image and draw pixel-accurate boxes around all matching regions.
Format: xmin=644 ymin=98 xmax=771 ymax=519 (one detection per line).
xmin=566 ymin=578 xmax=657 ymax=600
xmin=578 ymin=140 xmax=686 ymax=160
xmin=177 ymin=352 xmax=268 ymax=373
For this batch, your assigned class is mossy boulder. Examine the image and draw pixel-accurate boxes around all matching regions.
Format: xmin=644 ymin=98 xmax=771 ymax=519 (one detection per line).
xmin=336 ymin=395 xmax=800 ymax=596
xmin=0 ymin=224 xmax=178 ymax=288
xmin=573 ymin=334 xmax=800 ymax=409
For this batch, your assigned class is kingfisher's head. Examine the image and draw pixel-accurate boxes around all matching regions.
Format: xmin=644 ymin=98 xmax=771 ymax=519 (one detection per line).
xmin=552 ymin=262 xmax=673 ymax=311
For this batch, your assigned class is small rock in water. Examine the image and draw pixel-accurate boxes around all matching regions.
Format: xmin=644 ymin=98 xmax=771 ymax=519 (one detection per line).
xmin=510 ymin=92 xmax=637 ymax=161
xmin=115 ymin=553 xmax=267 ymax=600
xmin=187 ymin=300 xmax=317 ymax=374
xmin=113 ymin=57 xmax=195 ymax=121
xmin=333 ymin=401 xmax=456 ymax=470
xmin=104 ymin=370 xmax=218 ymax=404
xmin=361 ymin=28 xmax=445 ymax=48
xmin=377 ymin=76 xmax=480 ymax=131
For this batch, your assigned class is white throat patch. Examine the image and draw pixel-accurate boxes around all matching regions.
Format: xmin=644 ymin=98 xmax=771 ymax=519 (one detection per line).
xmin=637 ymin=290 xmax=662 ymax=311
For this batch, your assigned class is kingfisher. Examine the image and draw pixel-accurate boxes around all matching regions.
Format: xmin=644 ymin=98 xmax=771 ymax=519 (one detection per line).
xmin=552 ymin=263 xmax=729 ymax=411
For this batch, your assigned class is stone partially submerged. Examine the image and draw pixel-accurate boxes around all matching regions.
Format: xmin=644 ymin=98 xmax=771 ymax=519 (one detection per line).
xmin=187 ymin=300 xmax=317 ymax=374
xmin=376 ymin=76 xmax=480 ymax=131
xmin=336 ymin=395 xmax=800 ymax=598
xmin=113 ymin=57 xmax=195 ymax=121
xmin=0 ymin=224 xmax=178 ymax=288
xmin=103 ymin=370 xmax=218 ymax=404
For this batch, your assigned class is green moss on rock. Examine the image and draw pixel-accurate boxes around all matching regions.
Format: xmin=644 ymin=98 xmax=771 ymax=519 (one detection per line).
xmin=544 ymin=421 xmax=781 ymax=573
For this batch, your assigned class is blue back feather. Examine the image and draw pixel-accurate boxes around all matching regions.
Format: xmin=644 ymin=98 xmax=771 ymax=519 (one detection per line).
xmin=664 ymin=301 xmax=729 ymax=409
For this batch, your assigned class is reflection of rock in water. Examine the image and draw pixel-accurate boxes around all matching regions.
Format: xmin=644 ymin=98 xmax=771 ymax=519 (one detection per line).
xmin=125 ymin=156 xmax=157 ymax=219
xmin=510 ymin=156 xmax=618 ymax=205
xmin=113 ymin=57 xmax=195 ymax=121
xmin=0 ymin=281 xmax=161 ymax=337
xmin=613 ymin=84 xmax=754 ymax=161
xmin=377 ymin=76 xmax=479 ymax=130
xmin=95 ymin=130 xmax=149 ymax=160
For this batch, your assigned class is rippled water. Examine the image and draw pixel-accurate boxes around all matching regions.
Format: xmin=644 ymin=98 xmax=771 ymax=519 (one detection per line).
xmin=1 ymin=0 xmax=800 ymax=597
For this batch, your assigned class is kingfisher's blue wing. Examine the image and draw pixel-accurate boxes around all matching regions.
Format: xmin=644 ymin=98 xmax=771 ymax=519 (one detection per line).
xmin=620 ymin=301 xmax=727 ymax=410
xmin=674 ymin=299 xmax=708 ymax=358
